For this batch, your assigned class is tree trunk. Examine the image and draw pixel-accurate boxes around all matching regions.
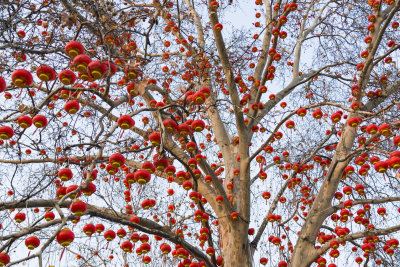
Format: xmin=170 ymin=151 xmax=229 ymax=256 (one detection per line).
xmin=220 ymin=220 xmax=252 ymax=267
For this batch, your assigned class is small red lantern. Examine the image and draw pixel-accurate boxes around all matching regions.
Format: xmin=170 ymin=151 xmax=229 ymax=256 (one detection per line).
xmin=64 ymin=100 xmax=80 ymax=114
xmin=65 ymin=41 xmax=85 ymax=58
xmin=83 ymin=223 xmax=96 ymax=236
xmin=70 ymin=200 xmax=87 ymax=216
xmin=11 ymin=69 xmax=33 ymax=88
xmin=56 ymin=228 xmax=75 ymax=246
xmin=32 ymin=115 xmax=48 ymax=128
xmin=14 ymin=212 xmax=26 ymax=223
xmin=0 ymin=76 xmax=6 ymax=93
xmin=118 ymin=115 xmax=135 ymax=129
xmin=149 ymin=132 xmax=161 ymax=146
xmin=104 ymin=229 xmax=116 ymax=241
xmin=72 ymin=54 xmax=92 ymax=73
xmin=25 ymin=236 xmax=40 ymax=250
xmin=0 ymin=126 xmax=14 ymax=140
xmin=59 ymin=70 xmax=77 ymax=85
xmin=109 ymin=153 xmax=125 ymax=168
xmin=36 ymin=65 xmax=57 ymax=82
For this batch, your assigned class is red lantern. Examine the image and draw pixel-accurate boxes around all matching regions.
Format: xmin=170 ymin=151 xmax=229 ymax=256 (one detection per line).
xmin=44 ymin=211 xmax=55 ymax=221
xmin=70 ymin=200 xmax=87 ymax=216
xmin=36 ymin=65 xmax=57 ymax=82
xmin=121 ymin=240 xmax=133 ymax=252
xmin=0 ymin=252 xmax=10 ymax=266
xmin=109 ymin=153 xmax=125 ymax=168
xmin=191 ymin=120 xmax=205 ymax=132
xmin=58 ymin=168 xmax=73 ymax=181
xmin=134 ymin=169 xmax=151 ymax=184
xmin=12 ymin=69 xmax=33 ymax=88
xmin=72 ymin=54 xmax=92 ymax=73
xmin=25 ymin=236 xmax=40 ymax=250
xmin=32 ymin=115 xmax=48 ymax=128
xmin=149 ymin=132 xmax=161 ymax=146
xmin=87 ymin=61 xmax=107 ymax=80
xmin=117 ymin=115 xmax=135 ymax=129
xmin=64 ymin=100 xmax=80 ymax=114
xmin=104 ymin=229 xmax=116 ymax=241
xmin=0 ymin=76 xmax=6 ymax=93
xmin=0 ymin=126 xmax=14 ymax=140
xmin=59 ymin=70 xmax=77 ymax=85
xmin=83 ymin=223 xmax=96 ymax=236
xmin=65 ymin=41 xmax=85 ymax=58
xmin=56 ymin=228 xmax=75 ymax=246
xmin=14 ymin=212 xmax=26 ymax=223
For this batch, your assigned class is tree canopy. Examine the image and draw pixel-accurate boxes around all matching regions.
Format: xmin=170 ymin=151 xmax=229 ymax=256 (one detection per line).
xmin=1 ymin=0 xmax=400 ymax=267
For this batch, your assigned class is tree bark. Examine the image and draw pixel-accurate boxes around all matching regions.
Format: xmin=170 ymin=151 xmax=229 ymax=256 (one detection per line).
xmin=220 ymin=219 xmax=252 ymax=267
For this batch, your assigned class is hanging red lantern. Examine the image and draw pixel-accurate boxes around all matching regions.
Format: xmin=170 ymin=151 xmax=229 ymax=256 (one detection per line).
xmin=57 ymin=228 xmax=75 ymax=246
xmin=72 ymin=54 xmax=92 ymax=73
xmin=17 ymin=115 xmax=33 ymax=128
xmin=25 ymin=236 xmax=40 ymax=250
xmin=0 ymin=252 xmax=10 ymax=266
xmin=58 ymin=168 xmax=73 ymax=181
xmin=65 ymin=41 xmax=85 ymax=58
xmin=87 ymin=61 xmax=107 ymax=80
xmin=117 ymin=115 xmax=135 ymax=129
xmin=36 ymin=65 xmax=57 ymax=82
xmin=83 ymin=223 xmax=96 ymax=236
xmin=104 ymin=229 xmax=116 ymax=241
xmin=59 ymin=70 xmax=77 ymax=85
xmin=121 ymin=241 xmax=133 ymax=252
xmin=14 ymin=212 xmax=26 ymax=223
xmin=149 ymin=132 xmax=161 ymax=146
xmin=11 ymin=69 xmax=33 ymax=88
xmin=0 ymin=126 xmax=14 ymax=140
xmin=44 ymin=211 xmax=55 ymax=221
xmin=134 ymin=169 xmax=151 ymax=184
xmin=109 ymin=153 xmax=125 ymax=168
xmin=70 ymin=200 xmax=87 ymax=216
xmin=64 ymin=100 xmax=80 ymax=114
xmin=0 ymin=76 xmax=5 ymax=94
xmin=32 ymin=115 xmax=48 ymax=128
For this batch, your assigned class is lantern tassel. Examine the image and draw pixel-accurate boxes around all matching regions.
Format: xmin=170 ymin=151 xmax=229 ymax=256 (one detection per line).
xmin=59 ymin=247 xmax=66 ymax=261
xmin=16 ymin=87 xmax=24 ymax=98
xmin=38 ymin=81 xmax=43 ymax=91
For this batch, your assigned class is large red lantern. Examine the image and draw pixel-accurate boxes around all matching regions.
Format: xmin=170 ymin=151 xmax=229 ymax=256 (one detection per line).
xmin=36 ymin=65 xmax=57 ymax=82
xmin=65 ymin=41 xmax=85 ymax=58
xmin=121 ymin=240 xmax=133 ymax=252
xmin=0 ymin=126 xmax=14 ymax=140
xmin=56 ymin=228 xmax=75 ymax=246
xmin=149 ymin=132 xmax=161 ymax=146
xmin=11 ymin=69 xmax=33 ymax=88
xmin=25 ymin=236 xmax=40 ymax=250
xmin=59 ymin=70 xmax=77 ymax=85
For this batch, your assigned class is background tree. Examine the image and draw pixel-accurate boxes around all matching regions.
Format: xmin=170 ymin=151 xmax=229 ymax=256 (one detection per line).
xmin=1 ymin=0 xmax=400 ymax=266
